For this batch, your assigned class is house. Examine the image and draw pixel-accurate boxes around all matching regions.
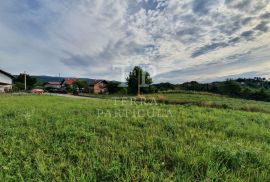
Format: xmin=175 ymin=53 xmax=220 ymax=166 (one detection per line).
xmin=43 ymin=82 xmax=62 ymax=89
xmin=89 ymin=80 xmax=108 ymax=94
xmin=61 ymin=78 xmax=75 ymax=87
xmin=0 ymin=69 xmax=14 ymax=93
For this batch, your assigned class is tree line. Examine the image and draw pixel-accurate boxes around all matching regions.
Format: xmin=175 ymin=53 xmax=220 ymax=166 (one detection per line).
xmin=155 ymin=78 xmax=270 ymax=102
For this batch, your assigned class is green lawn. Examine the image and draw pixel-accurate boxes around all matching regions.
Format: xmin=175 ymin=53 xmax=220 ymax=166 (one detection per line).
xmin=0 ymin=95 xmax=270 ymax=181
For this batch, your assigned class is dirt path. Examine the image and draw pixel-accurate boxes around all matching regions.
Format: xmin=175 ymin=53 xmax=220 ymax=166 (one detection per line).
xmin=44 ymin=93 xmax=93 ymax=99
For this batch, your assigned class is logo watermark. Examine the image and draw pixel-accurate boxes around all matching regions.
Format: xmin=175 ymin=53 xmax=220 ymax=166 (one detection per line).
xmin=96 ymin=97 xmax=173 ymax=118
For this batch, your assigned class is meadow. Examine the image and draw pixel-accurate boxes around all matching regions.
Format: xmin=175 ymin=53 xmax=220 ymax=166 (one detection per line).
xmin=145 ymin=91 xmax=270 ymax=113
xmin=0 ymin=94 xmax=270 ymax=181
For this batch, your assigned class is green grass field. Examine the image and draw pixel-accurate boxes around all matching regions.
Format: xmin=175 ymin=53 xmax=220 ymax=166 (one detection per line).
xmin=146 ymin=92 xmax=270 ymax=113
xmin=0 ymin=94 xmax=270 ymax=181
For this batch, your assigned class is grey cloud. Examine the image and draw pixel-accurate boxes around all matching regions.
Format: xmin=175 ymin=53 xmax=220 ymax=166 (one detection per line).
xmin=205 ymin=50 xmax=253 ymax=66
xmin=157 ymin=46 xmax=270 ymax=83
xmin=176 ymin=27 xmax=203 ymax=44
xmin=192 ymin=42 xmax=228 ymax=58
xmin=191 ymin=28 xmax=259 ymax=58
xmin=225 ymin=0 xmax=251 ymax=10
xmin=254 ymin=21 xmax=269 ymax=32
xmin=60 ymin=39 xmax=120 ymax=70
xmin=61 ymin=40 xmax=159 ymax=71
xmin=217 ymin=22 xmax=241 ymax=35
xmin=216 ymin=15 xmax=254 ymax=36
xmin=140 ymin=0 xmax=167 ymax=11
xmin=228 ymin=37 xmax=241 ymax=44
xmin=260 ymin=12 xmax=270 ymax=19
xmin=176 ymin=28 xmax=201 ymax=37
xmin=192 ymin=0 xmax=219 ymax=15
xmin=116 ymin=40 xmax=159 ymax=58
xmin=174 ymin=14 xmax=197 ymax=23
xmin=225 ymin=0 xmax=269 ymax=13
xmin=128 ymin=0 xmax=167 ymax=14
xmin=241 ymin=17 xmax=253 ymax=25
xmin=185 ymin=0 xmax=270 ymax=58
xmin=225 ymin=51 xmax=252 ymax=60
xmin=61 ymin=54 xmax=90 ymax=68
xmin=60 ymin=51 xmax=116 ymax=77
xmin=241 ymin=30 xmax=254 ymax=39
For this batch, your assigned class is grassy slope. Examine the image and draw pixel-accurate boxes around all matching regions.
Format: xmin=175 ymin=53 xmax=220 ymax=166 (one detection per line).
xmin=146 ymin=92 xmax=270 ymax=113
xmin=0 ymin=95 xmax=270 ymax=181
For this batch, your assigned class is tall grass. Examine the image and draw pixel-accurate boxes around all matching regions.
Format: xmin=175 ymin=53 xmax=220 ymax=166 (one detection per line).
xmin=0 ymin=95 xmax=269 ymax=181
xmin=146 ymin=93 xmax=270 ymax=114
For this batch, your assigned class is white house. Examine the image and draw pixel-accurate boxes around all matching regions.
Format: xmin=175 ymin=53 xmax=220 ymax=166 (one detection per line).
xmin=0 ymin=69 xmax=14 ymax=93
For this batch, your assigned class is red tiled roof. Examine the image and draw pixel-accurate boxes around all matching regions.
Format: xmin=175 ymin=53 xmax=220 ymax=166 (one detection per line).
xmin=63 ymin=78 xmax=75 ymax=85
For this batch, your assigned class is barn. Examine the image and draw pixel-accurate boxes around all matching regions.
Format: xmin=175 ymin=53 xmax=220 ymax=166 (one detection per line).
xmin=0 ymin=69 xmax=14 ymax=93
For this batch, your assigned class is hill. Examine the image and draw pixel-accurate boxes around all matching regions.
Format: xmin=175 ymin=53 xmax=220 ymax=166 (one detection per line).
xmin=32 ymin=75 xmax=95 ymax=83
xmin=145 ymin=91 xmax=270 ymax=113
xmin=154 ymin=77 xmax=270 ymax=102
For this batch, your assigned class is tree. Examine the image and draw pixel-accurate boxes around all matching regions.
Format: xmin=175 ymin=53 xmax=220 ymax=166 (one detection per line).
xmin=251 ymin=88 xmax=269 ymax=101
xmin=223 ymin=80 xmax=242 ymax=96
xmin=64 ymin=83 xmax=73 ymax=93
xmin=181 ymin=81 xmax=202 ymax=91
xmin=241 ymin=88 xmax=252 ymax=98
xmin=154 ymin=82 xmax=175 ymax=91
xmin=13 ymin=74 xmax=37 ymax=90
xmin=33 ymin=80 xmax=44 ymax=89
xmin=73 ymin=80 xmax=90 ymax=93
xmin=126 ymin=66 xmax=153 ymax=95
xmin=107 ymin=81 xmax=127 ymax=95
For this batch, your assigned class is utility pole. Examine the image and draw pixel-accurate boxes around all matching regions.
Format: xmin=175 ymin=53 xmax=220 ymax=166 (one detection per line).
xmin=137 ymin=69 xmax=140 ymax=96
xmin=24 ymin=71 xmax=27 ymax=91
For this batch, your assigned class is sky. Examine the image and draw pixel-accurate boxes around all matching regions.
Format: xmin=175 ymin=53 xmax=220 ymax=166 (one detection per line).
xmin=0 ymin=0 xmax=270 ymax=83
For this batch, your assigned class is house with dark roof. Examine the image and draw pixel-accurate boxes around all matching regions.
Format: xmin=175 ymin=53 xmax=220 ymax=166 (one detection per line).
xmin=89 ymin=80 xmax=108 ymax=94
xmin=0 ymin=69 xmax=14 ymax=93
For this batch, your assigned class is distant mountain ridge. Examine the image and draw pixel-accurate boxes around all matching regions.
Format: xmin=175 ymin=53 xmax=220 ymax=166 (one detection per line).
xmin=32 ymin=75 xmax=95 ymax=83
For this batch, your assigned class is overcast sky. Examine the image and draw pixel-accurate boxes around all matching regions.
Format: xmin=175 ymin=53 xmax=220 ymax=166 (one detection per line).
xmin=0 ymin=0 xmax=270 ymax=83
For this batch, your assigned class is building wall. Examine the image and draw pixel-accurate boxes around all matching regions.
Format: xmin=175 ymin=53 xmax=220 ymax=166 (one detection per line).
xmin=92 ymin=82 xmax=108 ymax=94
xmin=0 ymin=73 xmax=12 ymax=93
xmin=0 ymin=85 xmax=12 ymax=93
xmin=93 ymin=84 xmax=100 ymax=94
xmin=0 ymin=73 xmax=12 ymax=85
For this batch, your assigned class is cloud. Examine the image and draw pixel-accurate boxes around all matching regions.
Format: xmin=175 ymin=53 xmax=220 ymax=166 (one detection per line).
xmin=260 ymin=12 xmax=270 ymax=19
xmin=225 ymin=0 xmax=270 ymax=13
xmin=0 ymin=0 xmax=270 ymax=83
xmin=254 ymin=21 xmax=269 ymax=32
xmin=192 ymin=42 xmax=229 ymax=58
xmin=155 ymin=45 xmax=270 ymax=83
xmin=240 ymin=30 xmax=255 ymax=39
xmin=61 ymin=54 xmax=90 ymax=68
xmin=192 ymin=0 xmax=220 ymax=15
